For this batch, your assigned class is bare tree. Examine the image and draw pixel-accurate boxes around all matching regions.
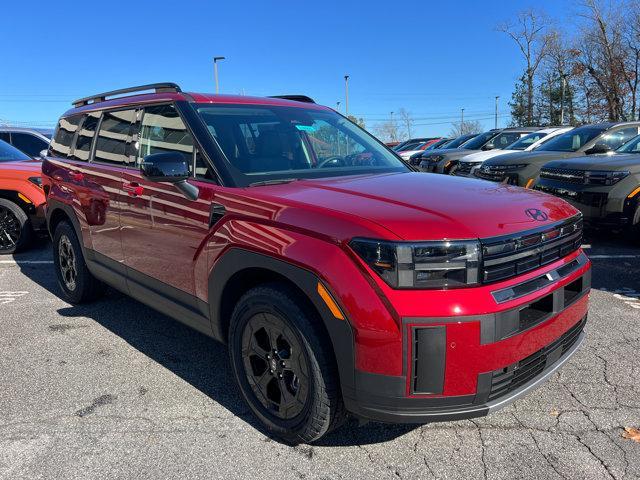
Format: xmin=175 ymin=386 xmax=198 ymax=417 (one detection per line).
xmin=575 ymin=0 xmax=629 ymax=121
xmin=449 ymin=120 xmax=482 ymax=137
xmin=498 ymin=9 xmax=554 ymax=125
xmin=373 ymin=119 xmax=400 ymax=143
xmin=397 ymin=108 xmax=414 ymax=139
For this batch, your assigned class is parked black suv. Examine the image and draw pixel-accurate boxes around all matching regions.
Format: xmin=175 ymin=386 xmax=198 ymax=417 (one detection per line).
xmin=535 ymin=134 xmax=640 ymax=231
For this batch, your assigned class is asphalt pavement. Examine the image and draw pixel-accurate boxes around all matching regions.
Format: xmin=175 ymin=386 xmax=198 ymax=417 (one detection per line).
xmin=1 ymin=234 xmax=639 ymax=480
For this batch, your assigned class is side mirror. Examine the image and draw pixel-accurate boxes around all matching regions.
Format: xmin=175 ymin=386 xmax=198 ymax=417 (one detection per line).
xmin=141 ymin=152 xmax=199 ymax=200
xmin=585 ymin=143 xmax=612 ymax=155
xmin=39 ymin=149 xmax=48 ymax=159
xmin=482 ymin=143 xmax=495 ymax=151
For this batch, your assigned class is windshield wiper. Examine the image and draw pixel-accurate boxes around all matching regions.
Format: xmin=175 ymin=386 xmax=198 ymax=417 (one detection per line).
xmin=248 ymin=178 xmax=298 ymax=187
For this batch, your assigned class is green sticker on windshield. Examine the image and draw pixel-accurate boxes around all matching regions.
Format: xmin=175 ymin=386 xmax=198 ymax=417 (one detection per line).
xmin=295 ymin=124 xmax=316 ymax=132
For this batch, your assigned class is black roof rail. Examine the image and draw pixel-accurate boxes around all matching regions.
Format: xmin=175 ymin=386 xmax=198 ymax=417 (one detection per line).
xmin=268 ymin=95 xmax=315 ymax=104
xmin=72 ymin=82 xmax=182 ymax=108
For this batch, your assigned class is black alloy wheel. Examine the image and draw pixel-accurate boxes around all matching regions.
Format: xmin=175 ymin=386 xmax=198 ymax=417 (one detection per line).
xmin=0 ymin=204 xmax=21 ymax=252
xmin=241 ymin=312 xmax=310 ymax=420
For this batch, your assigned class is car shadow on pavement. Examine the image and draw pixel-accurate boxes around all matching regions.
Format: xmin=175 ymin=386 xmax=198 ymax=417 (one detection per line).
xmin=16 ymin=256 xmax=416 ymax=446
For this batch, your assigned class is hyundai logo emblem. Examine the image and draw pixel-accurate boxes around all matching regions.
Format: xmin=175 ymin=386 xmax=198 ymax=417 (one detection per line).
xmin=525 ymin=208 xmax=548 ymax=221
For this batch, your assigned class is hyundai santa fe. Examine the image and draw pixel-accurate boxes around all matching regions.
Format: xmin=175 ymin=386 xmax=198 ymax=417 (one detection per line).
xmin=41 ymin=83 xmax=591 ymax=443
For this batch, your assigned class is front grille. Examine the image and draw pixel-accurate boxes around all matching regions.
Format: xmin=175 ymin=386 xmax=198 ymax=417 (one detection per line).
xmin=455 ymin=162 xmax=475 ymax=175
xmin=475 ymin=168 xmax=506 ymax=182
xmin=480 ymin=215 xmax=583 ymax=284
xmin=535 ymin=185 xmax=609 ymax=208
xmin=540 ymin=167 xmax=586 ymax=184
xmin=488 ymin=316 xmax=586 ymax=401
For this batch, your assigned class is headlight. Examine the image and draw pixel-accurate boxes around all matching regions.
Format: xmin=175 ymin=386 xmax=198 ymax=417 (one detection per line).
xmin=584 ymin=170 xmax=629 ymax=185
xmin=28 ymin=176 xmax=43 ymax=188
xmin=350 ymin=238 xmax=480 ymax=289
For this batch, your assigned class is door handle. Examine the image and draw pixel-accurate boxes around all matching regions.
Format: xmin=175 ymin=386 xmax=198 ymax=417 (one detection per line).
xmin=123 ymin=182 xmax=144 ymax=197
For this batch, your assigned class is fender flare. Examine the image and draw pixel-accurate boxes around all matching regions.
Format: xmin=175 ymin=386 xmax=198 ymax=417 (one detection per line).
xmin=45 ymin=198 xmax=83 ymax=241
xmin=208 ymin=248 xmax=355 ymax=392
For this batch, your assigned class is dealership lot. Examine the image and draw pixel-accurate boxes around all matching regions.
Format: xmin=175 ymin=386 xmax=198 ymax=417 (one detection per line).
xmin=1 ymin=237 xmax=639 ymax=480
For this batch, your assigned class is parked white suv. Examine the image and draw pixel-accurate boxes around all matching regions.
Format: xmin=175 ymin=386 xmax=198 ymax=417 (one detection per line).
xmin=452 ymin=127 xmax=574 ymax=177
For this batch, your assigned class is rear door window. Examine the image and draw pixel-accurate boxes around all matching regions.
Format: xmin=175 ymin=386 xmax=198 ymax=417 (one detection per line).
xmin=50 ymin=115 xmax=83 ymax=157
xmin=94 ymin=109 xmax=137 ymax=166
xmin=70 ymin=112 xmax=100 ymax=161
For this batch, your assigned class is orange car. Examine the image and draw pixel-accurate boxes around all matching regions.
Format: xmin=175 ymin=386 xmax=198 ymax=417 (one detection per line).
xmin=0 ymin=139 xmax=47 ymax=254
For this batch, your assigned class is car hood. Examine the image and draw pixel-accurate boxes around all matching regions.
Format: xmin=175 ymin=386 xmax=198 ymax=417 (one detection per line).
xmin=459 ymin=149 xmax=517 ymax=164
xmin=484 ymin=150 xmax=580 ymax=167
xmin=243 ymin=172 xmax=578 ymax=241
xmin=544 ymin=153 xmax=640 ymax=173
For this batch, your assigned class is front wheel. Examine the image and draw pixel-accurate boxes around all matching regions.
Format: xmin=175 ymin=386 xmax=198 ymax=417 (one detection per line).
xmin=0 ymin=198 xmax=32 ymax=254
xmin=229 ymin=284 xmax=345 ymax=444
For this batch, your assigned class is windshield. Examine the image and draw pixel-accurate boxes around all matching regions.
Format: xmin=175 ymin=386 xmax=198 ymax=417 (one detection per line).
xmin=425 ymin=138 xmax=449 ymax=150
xmin=617 ymin=134 xmax=640 ymax=153
xmin=536 ymin=127 xmax=605 ymax=152
xmin=461 ymin=131 xmax=498 ymax=150
xmin=507 ymin=131 xmax=549 ymax=151
xmin=490 ymin=132 xmax=527 ymax=149
xmin=443 ymin=134 xmax=473 ymax=148
xmin=0 ymin=139 xmax=30 ymax=162
xmin=196 ymin=104 xmax=409 ymax=185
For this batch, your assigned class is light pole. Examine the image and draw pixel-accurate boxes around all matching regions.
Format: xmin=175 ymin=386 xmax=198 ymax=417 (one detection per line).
xmin=344 ymin=75 xmax=350 ymax=116
xmin=336 ymin=101 xmax=341 ymax=112
xmin=494 ymin=96 xmax=500 ymax=129
xmin=214 ymin=56 xmax=225 ymax=94
xmin=461 ymin=108 xmax=465 ymax=128
xmin=560 ymin=75 xmax=567 ymax=125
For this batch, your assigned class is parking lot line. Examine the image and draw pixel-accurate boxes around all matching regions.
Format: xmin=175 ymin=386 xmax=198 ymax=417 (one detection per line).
xmin=588 ymin=254 xmax=640 ymax=259
xmin=0 ymin=260 xmax=54 ymax=264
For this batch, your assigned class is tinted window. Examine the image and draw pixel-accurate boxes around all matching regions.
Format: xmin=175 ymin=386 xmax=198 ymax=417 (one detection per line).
xmin=70 ymin=113 xmax=100 ymax=161
xmin=490 ymin=132 xmax=526 ymax=149
xmin=600 ymin=127 xmax=639 ymax=150
xmin=506 ymin=132 xmax=548 ymax=151
xmin=50 ymin=115 xmax=83 ymax=157
xmin=460 ymin=131 xmax=498 ymax=150
xmin=10 ymin=133 xmax=49 ymax=157
xmin=0 ymin=132 xmax=10 ymax=143
xmin=446 ymin=134 xmax=477 ymax=149
xmin=536 ymin=127 xmax=606 ymax=152
xmin=94 ymin=109 xmax=136 ymax=165
xmin=0 ymin=139 xmax=30 ymax=162
xmin=137 ymin=104 xmax=194 ymax=166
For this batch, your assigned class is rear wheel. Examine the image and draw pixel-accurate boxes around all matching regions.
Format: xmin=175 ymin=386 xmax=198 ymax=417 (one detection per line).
xmin=229 ymin=284 xmax=345 ymax=444
xmin=52 ymin=221 xmax=104 ymax=303
xmin=0 ymin=198 xmax=32 ymax=255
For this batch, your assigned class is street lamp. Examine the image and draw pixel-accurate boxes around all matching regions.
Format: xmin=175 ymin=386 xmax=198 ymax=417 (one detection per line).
xmin=214 ymin=56 xmax=226 ymax=94
xmin=344 ymin=75 xmax=350 ymax=116
xmin=494 ymin=96 xmax=500 ymax=129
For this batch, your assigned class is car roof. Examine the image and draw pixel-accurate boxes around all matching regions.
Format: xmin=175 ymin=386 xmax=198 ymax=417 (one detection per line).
xmin=63 ymin=91 xmax=330 ymax=118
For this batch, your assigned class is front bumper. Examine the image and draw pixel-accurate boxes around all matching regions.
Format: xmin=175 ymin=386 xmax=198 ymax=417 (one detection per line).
xmin=343 ymin=255 xmax=590 ymax=423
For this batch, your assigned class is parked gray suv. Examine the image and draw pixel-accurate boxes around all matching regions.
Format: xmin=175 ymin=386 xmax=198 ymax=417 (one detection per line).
xmin=418 ymin=127 xmax=542 ymax=174
xmin=535 ymin=134 xmax=640 ymax=231
xmin=475 ymin=122 xmax=640 ymax=187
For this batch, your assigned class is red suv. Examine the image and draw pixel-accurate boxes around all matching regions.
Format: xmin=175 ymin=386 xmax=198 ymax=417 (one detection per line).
xmin=42 ymin=83 xmax=590 ymax=443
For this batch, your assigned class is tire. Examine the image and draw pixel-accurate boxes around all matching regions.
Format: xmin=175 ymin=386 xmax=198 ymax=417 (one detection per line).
xmin=52 ymin=221 xmax=104 ymax=303
xmin=0 ymin=198 xmax=33 ymax=254
xmin=229 ymin=283 xmax=346 ymax=444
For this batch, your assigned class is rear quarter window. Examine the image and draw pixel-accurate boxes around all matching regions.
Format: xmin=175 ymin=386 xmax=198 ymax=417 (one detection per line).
xmin=50 ymin=115 xmax=83 ymax=157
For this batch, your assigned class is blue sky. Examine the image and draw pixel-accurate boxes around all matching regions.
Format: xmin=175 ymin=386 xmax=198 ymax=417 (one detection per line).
xmin=1 ymin=0 xmax=577 ymax=136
